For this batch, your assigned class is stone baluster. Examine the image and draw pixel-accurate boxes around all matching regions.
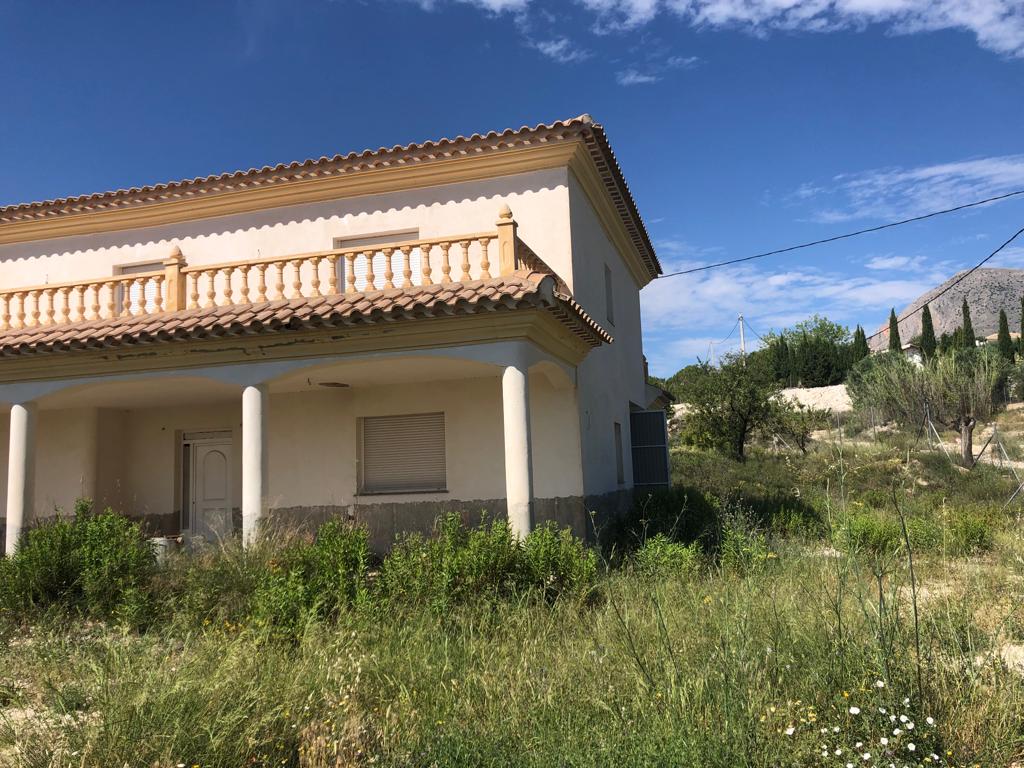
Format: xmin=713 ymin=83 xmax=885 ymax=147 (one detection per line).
xmin=153 ymin=276 xmax=165 ymax=312
xmin=326 ymin=255 xmax=340 ymax=294
xmin=400 ymin=245 xmax=413 ymax=288
xmin=239 ymin=265 xmax=252 ymax=304
xmin=104 ymin=282 xmax=116 ymax=319
xmin=221 ymin=268 xmax=234 ymax=306
xmin=345 ymin=253 xmax=356 ymax=294
xmin=421 ymin=243 xmax=433 ymax=285
xmin=459 ymin=240 xmax=471 ymax=282
xmin=75 ymin=285 xmax=87 ymax=321
xmin=27 ymin=290 xmax=41 ymax=327
xmin=44 ymin=288 xmax=57 ymax=325
xmin=440 ymin=242 xmax=452 ymax=284
xmin=119 ymin=280 xmax=133 ymax=317
xmin=364 ymin=251 xmax=377 ymax=292
xmin=60 ymin=287 xmax=71 ymax=323
xmin=13 ymin=293 xmax=25 ymax=329
xmin=479 ymin=236 xmax=492 ymax=280
xmin=290 ymin=259 xmax=303 ymax=299
xmin=309 ymin=256 xmax=322 ymax=297
xmin=274 ymin=262 xmax=286 ymax=300
xmin=203 ymin=270 xmax=218 ymax=308
xmin=133 ymin=277 xmax=146 ymax=315
xmin=255 ymin=264 xmax=268 ymax=302
xmin=0 ymin=295 xmax=9 ymax=330
xmin=382 ymin=248 xmax=395 ymax=290
xmin=187 ymin=273 xmax=200 ymax=310
xmin=90 ymin=283 xmax=101 ymax=319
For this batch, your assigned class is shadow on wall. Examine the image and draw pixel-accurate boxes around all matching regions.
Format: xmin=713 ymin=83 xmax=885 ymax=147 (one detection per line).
xmin=0 ymin=174 xmax=568 ymax=266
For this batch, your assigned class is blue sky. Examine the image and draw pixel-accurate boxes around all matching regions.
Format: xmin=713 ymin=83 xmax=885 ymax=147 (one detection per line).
xmin=2 ymin=1 xmax=1023 ymax=376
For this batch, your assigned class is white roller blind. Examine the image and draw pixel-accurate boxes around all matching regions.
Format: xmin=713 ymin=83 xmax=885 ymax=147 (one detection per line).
xmin=361 ymin=412 xmax=446 ymax=493
xmin=118 ymin=261 xmax=162 ymax=312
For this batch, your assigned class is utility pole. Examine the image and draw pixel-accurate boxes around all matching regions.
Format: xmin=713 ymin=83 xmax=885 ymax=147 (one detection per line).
xmin=738 ymin=313 xmax=746 ymax=363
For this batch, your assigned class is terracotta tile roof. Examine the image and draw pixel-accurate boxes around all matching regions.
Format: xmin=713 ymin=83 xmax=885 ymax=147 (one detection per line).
xmin=0 ymin=271 xmax=611 ymax=357
xmin=0 ymin=116 xmax=660 ymax=279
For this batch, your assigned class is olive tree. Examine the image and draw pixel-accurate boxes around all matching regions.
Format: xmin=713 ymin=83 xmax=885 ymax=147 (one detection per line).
xmin=848 ymin=347 xmax=1007 ymax=466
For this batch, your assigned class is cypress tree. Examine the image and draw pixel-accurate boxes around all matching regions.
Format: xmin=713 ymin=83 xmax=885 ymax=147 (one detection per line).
xmin=920 ymin=304 xmax=937 ymax=359
xmin=851 ymin=325 xmax=869 ymax=362
xmin=998 ymin=309 xmax=1015 ymax=362
xmin=887 ymin=308 xmax=902 ymax=353
xmin=961 ymin=299 xmax=975 ymax=348
xmin=1019 ymin=294 xmax=1024 ymax=357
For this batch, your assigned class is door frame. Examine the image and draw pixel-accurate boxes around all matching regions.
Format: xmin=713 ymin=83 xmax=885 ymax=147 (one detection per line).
xmin=179 ymin=430 xmax=233 ymax=534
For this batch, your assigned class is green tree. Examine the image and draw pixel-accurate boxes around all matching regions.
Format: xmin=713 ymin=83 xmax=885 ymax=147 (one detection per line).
xmin=887 ymin=308 xmax=902 ymax=353
xmin=850 ymin=325 xmax=869 ymax=363
xmin=680 ymin=353 xmax=780 ymax=461
xmin=920 ymin=304 xmax=937 ymax=359
xmin=961 ymin=299 xmax=975 ymax=348
xmin=998 ymin=309 xmax=1015 ymax=362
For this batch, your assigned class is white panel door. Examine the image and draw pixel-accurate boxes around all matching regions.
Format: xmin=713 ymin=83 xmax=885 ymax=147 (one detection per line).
xmin=190 ymin=439 xmax=233 ymax=542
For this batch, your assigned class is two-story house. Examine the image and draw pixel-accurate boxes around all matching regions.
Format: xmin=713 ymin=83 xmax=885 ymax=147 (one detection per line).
xmin=0 ymin=115 xmax=668 ymax=554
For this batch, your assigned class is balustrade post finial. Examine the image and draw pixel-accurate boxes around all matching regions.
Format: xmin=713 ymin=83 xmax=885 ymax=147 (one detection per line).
xmin=496 ymin=204 xmax=519 ymax=276
xmin=163 ymin=245 xmax=187 ymax=312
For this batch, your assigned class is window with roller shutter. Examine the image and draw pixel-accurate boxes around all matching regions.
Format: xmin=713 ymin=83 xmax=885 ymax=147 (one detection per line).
xmin=116 ymin=260 xmax=163 ymax=313
xmin=333 ymin=229 xmax=421 ymax=292
xmin=359 ymin=412 xmax=446 ymax=493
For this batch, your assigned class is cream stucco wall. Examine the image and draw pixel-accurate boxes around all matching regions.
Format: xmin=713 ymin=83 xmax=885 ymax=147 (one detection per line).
xmin=565 ymin=173 xmax=649 ymax=499
xmin=0 ymin=169 xmax=574 ymax=294
xmin=0 ymin=369 xmax=582 ymax=543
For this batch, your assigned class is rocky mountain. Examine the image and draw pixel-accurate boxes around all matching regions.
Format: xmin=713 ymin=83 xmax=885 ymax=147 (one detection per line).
xmin=870 ymin=268 xmax=1024 ymax=350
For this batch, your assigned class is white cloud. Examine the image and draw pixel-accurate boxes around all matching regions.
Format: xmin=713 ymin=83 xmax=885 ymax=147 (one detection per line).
xmin=531 ymin=36 xmax=592 ymax=61
xmin=798 ymin=154 xmax=1024 ymax=222
xmin=641 ymin=258 xmax=937 ymax=374
xmin=585 ymin=0 xmax=1024 ymax=57
xmin=409 ymin=0 xmax=1024 ymax=58
xmin=988 ymin=245 xmax=1024 ymax=268
xmin=864 ymin=254 xmax=926 ymax=271
xmin=617 ymin=68 xmax=661 ymax=84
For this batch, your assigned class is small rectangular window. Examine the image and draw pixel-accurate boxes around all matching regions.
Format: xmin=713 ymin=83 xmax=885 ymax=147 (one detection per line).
xmin=614 ymin=421 xmax=625 ymax=485
xmin=334 ymin=229 xmax=420 ymax=292
xmin=360 ymin=412 xmax=446 ymax=494
xmin=116 ymin=261 xmax=163 ymax=312
xmin=604 ymin=263 xmax=615 ymax=326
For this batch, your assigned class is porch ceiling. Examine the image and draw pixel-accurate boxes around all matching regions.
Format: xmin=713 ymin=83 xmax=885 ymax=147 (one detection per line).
xmin=269 ymin=356 xmax=498 ymax=393
xmin=35 ymin=376 xmax=240 ymax=410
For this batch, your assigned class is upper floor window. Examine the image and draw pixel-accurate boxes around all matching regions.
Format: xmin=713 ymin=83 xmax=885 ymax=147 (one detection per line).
xmin=116 ymin=260 xmax=163 ymax=313
xmin=334 ymin=229 xmax=420 ymax=292
xmin=604 ymin=263 xmax=615 ymax=326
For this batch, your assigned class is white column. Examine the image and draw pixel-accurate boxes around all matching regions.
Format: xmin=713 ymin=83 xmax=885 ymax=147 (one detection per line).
xmin=502 ymin=364 xmax=534 ymax=539
xmin=5 ymin=402 xmax=37 ymax=556
xmin=241 ymin=383 xmax=268 ymax=546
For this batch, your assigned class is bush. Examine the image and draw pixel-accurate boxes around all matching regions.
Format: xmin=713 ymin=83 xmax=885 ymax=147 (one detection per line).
xmin=377 ymin=514 xmax=597 ymax=610
xmin=632 ymin=535 xmax=702 ymax=578
xmin=717 ymin=504 xmax=773 ymax=576
xmin=0 ymin=500 xmax=156 ymax=623
xmin=377 ymin=514 xmax=522 ymax=611
xmin=250 ymin=522 xmax=370 ymax=634
xmin=522 ymin=522 xmax=598 ymax=600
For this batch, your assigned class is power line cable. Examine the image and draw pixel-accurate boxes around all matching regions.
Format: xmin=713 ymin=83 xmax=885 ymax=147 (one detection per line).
xmin=717 ymin=318 xmax=740 ymax=345
xmin=743 ymin=317 xmax=767 ymax=343
xmin=865 ymin=224 xmax=1024 ymax=341
xmin=658 ymin=188 xmax=1024 ymax=279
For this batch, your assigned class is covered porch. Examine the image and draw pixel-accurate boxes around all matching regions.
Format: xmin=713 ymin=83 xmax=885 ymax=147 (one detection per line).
xmin=0 ymin=343 xmax=586 ymax=555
